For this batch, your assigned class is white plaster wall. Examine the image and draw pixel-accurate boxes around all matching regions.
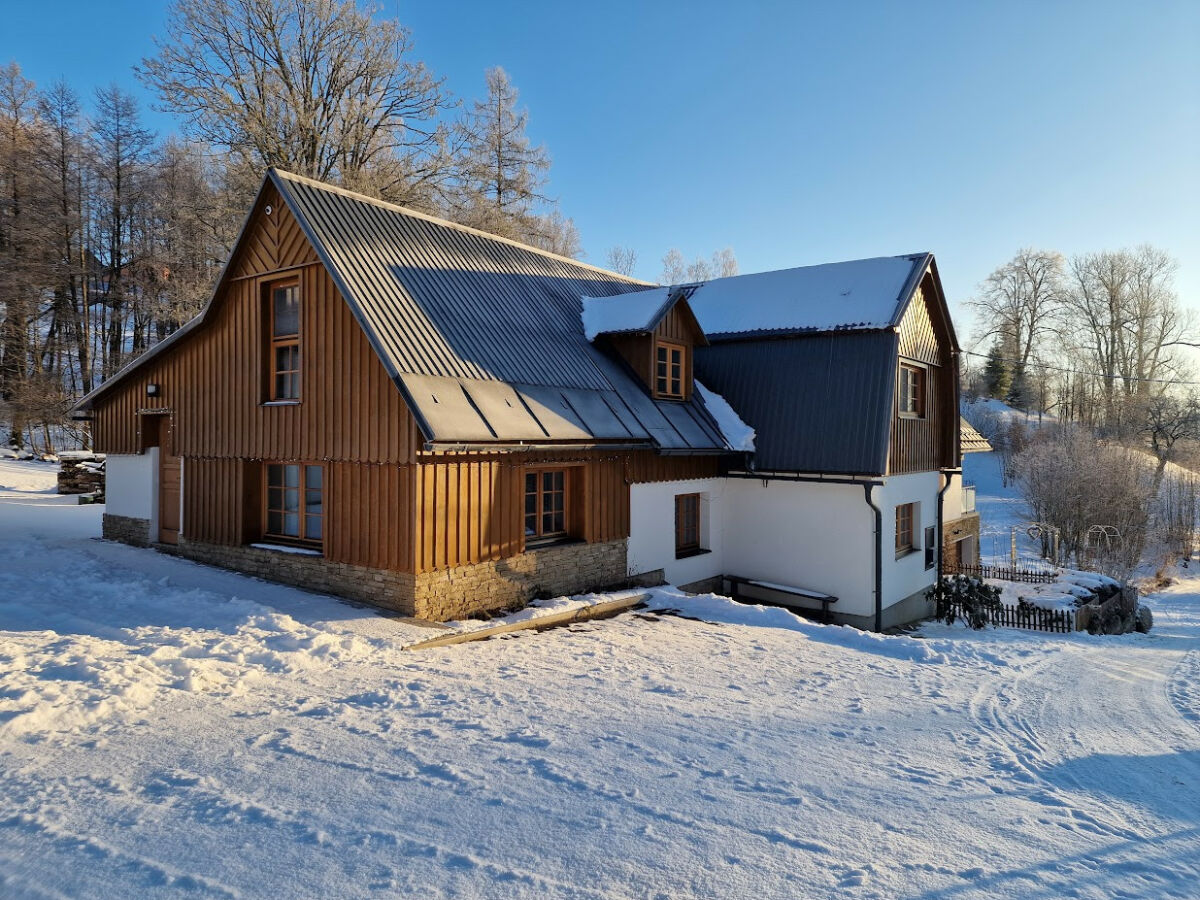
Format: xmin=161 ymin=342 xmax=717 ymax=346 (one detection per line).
xmin=722 ymin=479 xmax=876 ymax=619
xmin=628 ymin=478 xmax=726 ymax=586
xmin=105 ymin=451 xmax=158 ymax=538
xmin=942 ymin=471 xmax=963 ymax=521
xmin=876 ymin=471 xmax=941 ymax=606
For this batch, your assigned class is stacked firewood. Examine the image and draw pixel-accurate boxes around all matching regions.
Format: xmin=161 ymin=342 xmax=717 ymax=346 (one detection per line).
xmin=58 ymin=452 xmax=106 ymax=502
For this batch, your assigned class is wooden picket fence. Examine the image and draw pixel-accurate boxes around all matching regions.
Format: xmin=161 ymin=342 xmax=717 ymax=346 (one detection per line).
xmin=945 ymin=562 xmax=1058 ymax=584
xmin=941 ymin=600 xmax=1078 ymax=633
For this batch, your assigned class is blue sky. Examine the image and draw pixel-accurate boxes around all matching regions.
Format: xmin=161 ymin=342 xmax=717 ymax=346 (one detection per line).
xmin=3 ymin=0 xmax=1197 ymax=340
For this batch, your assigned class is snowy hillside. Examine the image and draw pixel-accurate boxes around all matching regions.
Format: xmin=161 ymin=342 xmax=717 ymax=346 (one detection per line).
xmin=1 ymin=460 xmax=1199 ymax=898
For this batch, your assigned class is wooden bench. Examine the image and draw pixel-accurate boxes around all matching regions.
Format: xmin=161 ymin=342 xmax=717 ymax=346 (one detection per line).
xmin=725 ymin=576 xmax=839 ymax=623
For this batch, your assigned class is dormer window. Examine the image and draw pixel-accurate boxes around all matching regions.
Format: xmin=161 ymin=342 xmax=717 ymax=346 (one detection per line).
xmin=655 ymin=340 xmax=687 ymax=400
xmin=269 ymin=280 xmax=300 ymax=401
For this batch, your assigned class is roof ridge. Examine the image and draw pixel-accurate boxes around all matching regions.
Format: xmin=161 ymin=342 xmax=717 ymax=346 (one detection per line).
xmin=268 ymin=167 xmax=654 ymax=287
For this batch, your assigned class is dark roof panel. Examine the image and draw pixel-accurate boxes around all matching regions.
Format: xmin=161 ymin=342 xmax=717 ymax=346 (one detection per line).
xmin=694 ymin=331 xmax=898 ymax=475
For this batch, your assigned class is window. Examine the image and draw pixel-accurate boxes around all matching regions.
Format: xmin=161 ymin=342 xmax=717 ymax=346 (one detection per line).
xmin=525 ymin=468 xmax=568 ymax=541
xmin=895 ymin=502 xmax=916 ymax=556
xmin=675 ymin=493 xmax=702 ymax=557
xmin=265 ymin=463 xmax=323 ymax=546
xmin=924 ymin=525 xmax=936 ymax=569
xmin=898 ymin=363 xmax=925 ymax=418
xmin=269 ymin=281 xmax=300 ymax=401
xmin=655 ymin=340 xmax=686 ymax=399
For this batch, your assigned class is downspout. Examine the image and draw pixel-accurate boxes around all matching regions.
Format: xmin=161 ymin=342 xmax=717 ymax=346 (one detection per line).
xmin=863 ymin=484 xmax=883 ymax=633
xmin=936 ymin=470 xmax=956 ymax=586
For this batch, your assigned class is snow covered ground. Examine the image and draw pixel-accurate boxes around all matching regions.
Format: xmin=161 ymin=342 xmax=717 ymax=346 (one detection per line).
xmin=2 ymin=460 xmax=1199 ymax=898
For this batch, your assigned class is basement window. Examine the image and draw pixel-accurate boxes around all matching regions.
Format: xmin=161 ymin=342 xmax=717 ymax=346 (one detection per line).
xmin=265 ymin=463 xmax=323 ymax=548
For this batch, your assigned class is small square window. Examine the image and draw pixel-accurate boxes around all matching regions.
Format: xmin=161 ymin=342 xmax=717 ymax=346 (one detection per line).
xmin=655 ymin=341 xmax=686 ymax=399
xmin=264 ymin=462 xmax=323 ymax=546
xmin=525 ymin=467 xmax=569 ymax=541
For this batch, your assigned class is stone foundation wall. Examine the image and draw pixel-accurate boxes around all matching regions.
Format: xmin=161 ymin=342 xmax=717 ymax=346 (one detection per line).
xmin=102 ymin=513 xmax=151 ymax=547
xmin=177 ymin=538 xmax=418 ymax=615
xmin=412 ymin=539 xmax=629 ymax=621
xmin=943 ymin=512 xmax=981 ymax=565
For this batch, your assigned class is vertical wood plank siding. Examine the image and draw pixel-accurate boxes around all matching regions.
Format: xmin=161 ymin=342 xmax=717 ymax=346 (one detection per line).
xmin=92 ymin=186 xmax=725 ymax=576
xmin=90 ymin=269 xmax=421 ymax=463
xmin=414 ymin=450 xmax=719 ymax=573
xmin=889 ymin=277 xmax=958 ymax=474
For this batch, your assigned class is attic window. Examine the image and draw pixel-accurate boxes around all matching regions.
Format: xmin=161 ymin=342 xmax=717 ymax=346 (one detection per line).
xmin=655 ymin=340 xmax=687 ymax=400
xmin=269 ymin=280 xmax=301 ymax=401
xmin=898 ymin=363 xmax=925 ymax=418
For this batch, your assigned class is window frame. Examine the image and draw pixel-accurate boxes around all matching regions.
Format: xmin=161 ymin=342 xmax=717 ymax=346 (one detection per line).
xmin=898 ymin=362 xmax=926 ymax=419
xmin=675 ymin=492 xmax=703 ymax=558
xmin=895 ymin=502 xmax=916 ymax=557
xmin=924 ymin=525 xmax=936 ymax=569
xmin=263 ymin=462 xmax=324 ymax=549
xmin=524 ymin=466 xmax=570 ymax=544
xmin=267 ymin=279 xmax=301 ymax=403
xmin=654 ymin=339 xmax=687 ymax=400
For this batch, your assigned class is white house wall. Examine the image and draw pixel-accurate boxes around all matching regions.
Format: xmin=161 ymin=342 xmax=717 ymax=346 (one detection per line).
xmin=105 ymin=451 xmax=159 ymax=538
xmin=874 ymin=471 xmax=941 ymax=607
xmin=628 ymin=478 xmax=727 ymax=586
xmin=628 ymin=472 xmax=945 ymax=623
xmin=722 ymin=479 xmax=876 ymax=619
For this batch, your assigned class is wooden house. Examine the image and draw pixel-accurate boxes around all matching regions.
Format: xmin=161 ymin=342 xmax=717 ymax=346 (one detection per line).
xmin=78 ymin=170 xmax=963 ymax=630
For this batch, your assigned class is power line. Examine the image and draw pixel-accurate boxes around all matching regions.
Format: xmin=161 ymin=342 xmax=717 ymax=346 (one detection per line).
xmin=961 ymin=350 xmax=1200 ymax=387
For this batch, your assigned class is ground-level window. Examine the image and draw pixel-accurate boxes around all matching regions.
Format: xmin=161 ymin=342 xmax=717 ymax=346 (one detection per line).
xmin=898 ymin=362 xmax=925 ymax=418
xmin=655 ymin=340 xmax=686 ymax=399
xmin=895 ymin=502 xmax=916 ymax=556
xmin=265 ymin=463 xmax=323 ymax=545
xmin=675 ymin=492 xmax=701 ymax=557
xmin=525 ymin=468 xmax=567 ymax=541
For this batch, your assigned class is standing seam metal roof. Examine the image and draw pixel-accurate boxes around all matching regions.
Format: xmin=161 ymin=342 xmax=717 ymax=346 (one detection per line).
xmin=271 ymin=171 xmax=733 ymax=451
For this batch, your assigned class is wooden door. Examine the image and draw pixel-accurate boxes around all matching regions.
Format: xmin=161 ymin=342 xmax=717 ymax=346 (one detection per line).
xmin=146 ymin=415 xmax=181 ymax=545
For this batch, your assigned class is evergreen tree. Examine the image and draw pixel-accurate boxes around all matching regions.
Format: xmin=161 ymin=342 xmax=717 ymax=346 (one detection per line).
xmin=983 ymin=340 xmax=1011 ymax=399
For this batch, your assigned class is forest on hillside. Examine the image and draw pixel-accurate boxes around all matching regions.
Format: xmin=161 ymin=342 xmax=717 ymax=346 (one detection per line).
xmin=0 ymin=0 xmax=738 ymax=453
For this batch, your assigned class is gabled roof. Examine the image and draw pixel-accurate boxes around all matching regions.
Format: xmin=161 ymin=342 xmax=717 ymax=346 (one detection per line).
xmin=78 ymin=169 xmax=737 ymax=454
xmin=586 ymin=254 xmax=933 ymax=342
xmin=960 ymin=417 xmax=993 ymax=454
xmin=580 ymin=286 xmax=707 ymax=345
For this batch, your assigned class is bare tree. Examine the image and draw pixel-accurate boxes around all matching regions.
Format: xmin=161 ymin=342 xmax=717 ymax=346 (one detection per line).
xmin=970 ymin=248 xmax=1064 ymax=372
xmin=660 ymin=247 xmax=738 ymax=284
xmin=140 ymin=0 xmax=456 ymax=208
xmin=1062 ymin=246 xmax=1190 ymax=430
xmin=454 ymin=66 xmax=551 ymax=240
xmin=1137 ymin=392 xmax=1200 ymax=488
xmin=605 ymin=246 xmax=638 ymax=277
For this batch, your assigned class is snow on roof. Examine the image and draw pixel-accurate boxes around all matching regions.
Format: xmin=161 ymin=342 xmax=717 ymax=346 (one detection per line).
xmin=581 ymin=288 xmax=672 ymax=340
xmin=682 ymin=255 xmax=923 ymax=337
xmin=695 ymin=381 xmax=755 ymax=452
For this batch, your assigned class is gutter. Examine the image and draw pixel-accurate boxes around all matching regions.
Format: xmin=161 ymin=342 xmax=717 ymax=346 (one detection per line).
xmin=863 ymin=484 xmax=884 ymax=633
xmin=728 ymin=470 xmax=884 ymax=487
xmin=424 ymin=440 xmax=653 ymax=454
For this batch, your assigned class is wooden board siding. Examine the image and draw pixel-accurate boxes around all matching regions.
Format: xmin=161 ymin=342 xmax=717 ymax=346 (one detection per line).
xmin=227 ymin=184 xmax=320 ymax=279
xmin=90 ymin=261 xmax=422 ymax=464
xmin=889 ymin=274 xmax=958 ymax=475
xmin=414 ymin=449 xmax=719 ymax=573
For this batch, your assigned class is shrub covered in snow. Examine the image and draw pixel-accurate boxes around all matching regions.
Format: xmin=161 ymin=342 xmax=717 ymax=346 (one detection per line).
xmin=928 ymin=575 xmax=1003 ymax=629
